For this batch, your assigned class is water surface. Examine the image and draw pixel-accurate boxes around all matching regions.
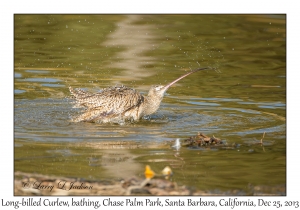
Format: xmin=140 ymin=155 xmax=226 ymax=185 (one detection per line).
xmin=14 ymin=14 xmax=286 ymax=195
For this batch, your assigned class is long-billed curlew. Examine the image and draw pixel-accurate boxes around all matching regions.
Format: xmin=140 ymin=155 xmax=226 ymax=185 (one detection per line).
xmin=69 ymin=67 xmax=210 ymax=123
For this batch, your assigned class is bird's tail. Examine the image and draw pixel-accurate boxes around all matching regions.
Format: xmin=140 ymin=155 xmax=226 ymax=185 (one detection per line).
xmin=69 ymin=86 xmax=76 ymax=96
xmin=69 ymin=86 xmax=92 ymax=99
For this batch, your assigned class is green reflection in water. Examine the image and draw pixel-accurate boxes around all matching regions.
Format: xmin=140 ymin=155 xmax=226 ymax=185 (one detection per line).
xmin=14 ymin=14 xmax=286 ymax=194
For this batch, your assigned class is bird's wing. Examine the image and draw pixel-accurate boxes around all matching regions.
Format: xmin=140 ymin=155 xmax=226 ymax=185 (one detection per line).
xmin=69 ymin=86 xmax=144 ymax=116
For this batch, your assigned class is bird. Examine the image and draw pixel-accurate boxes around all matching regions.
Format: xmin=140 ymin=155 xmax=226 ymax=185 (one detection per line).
xmin=69 ymin=67 xmax=210 ymax=123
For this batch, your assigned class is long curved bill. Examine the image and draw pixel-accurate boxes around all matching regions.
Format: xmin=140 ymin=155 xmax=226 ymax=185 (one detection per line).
xmin=161 ymin=67 xmax=210 ymax=93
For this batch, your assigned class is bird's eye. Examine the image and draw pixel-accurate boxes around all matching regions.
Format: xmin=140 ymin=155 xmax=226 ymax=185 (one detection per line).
xmin=155 ymin=86 xmax=161 ymax=91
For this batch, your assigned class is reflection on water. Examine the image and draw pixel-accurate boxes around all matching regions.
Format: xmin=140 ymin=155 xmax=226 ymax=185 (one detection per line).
xmin=14 ymin=14 xmax=286 ymax=195
xmin=103 ymin=15 xmax=158 ymax=83
xmin=22 ymin=78 xmax=61 ymax=83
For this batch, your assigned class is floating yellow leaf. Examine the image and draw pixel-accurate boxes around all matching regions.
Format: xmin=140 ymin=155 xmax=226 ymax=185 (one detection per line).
xmin=144 ymin=165 xmax=155 ymax=179
xmin=162 ymin=166 xmax=173 ymax=179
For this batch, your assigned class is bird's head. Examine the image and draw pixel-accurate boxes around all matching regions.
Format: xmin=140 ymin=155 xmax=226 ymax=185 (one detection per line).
xmin=147 ymin=67 xmax=210 ymax=99
xmin=148 ymin=85 xmax=166 ymax=99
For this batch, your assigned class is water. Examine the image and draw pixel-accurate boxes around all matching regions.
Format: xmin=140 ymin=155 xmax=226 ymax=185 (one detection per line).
xmin=14 ymin=14 xmax=286 ymax=195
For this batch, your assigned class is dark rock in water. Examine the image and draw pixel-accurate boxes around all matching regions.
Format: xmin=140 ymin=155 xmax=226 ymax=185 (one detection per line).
xmin=182 ymin=132 xmax=239 ymax=150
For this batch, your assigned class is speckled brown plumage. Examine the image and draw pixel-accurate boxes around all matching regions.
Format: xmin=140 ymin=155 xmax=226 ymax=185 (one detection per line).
xmin=69 ymin=67 xmax=210 ymax=123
